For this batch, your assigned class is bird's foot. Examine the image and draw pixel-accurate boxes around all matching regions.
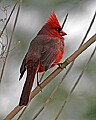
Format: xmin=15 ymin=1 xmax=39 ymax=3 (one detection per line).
xmin=57 ymin=63 xmax=63 ymax=69
xmin=57 ymin=63 xmax=67 ymax=69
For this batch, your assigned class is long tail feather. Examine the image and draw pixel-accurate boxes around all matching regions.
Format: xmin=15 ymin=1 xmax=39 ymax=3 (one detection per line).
xmin=19 ymin=61 xmax=39 ymax=106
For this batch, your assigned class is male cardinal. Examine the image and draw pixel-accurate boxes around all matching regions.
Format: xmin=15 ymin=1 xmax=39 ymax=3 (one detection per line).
xmin=19 ymin=11 xmax=67 ymax=106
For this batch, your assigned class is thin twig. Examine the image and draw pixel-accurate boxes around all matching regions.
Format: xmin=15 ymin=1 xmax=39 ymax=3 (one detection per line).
xmin=62 ymin=13 xmax=68 ymax=29
xmin=0 ymin=6 xmax=9 ymax=57
xmin=80 ymin=11 xmax=96 ymax=46
xmin=4 ymin=8 xmax=9 ymax=56
xmin=0 ymin=1 xmax=18 ymax=38
xmin=54 ymin=46 xmax=96 ymax=120
xmin=0 ymin=2 xmax=21 ymax=83
xmin=4 ymin=34 xmax=96 ymax=120
xmin=31 ymin=11 xmax=96 ymax=119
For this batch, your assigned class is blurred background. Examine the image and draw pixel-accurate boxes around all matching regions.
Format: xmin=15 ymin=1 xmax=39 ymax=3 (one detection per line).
xmin=0 ymin=0 xmax=96 ymax=120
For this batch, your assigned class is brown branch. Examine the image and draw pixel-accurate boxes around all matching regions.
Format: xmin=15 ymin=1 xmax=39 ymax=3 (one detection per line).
xmin=4 ymin=34 xmax=96 ymax=120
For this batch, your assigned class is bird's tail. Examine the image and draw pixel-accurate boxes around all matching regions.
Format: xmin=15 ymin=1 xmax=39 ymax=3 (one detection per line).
xmin=19 ymin=61 xmax=39 ymax=106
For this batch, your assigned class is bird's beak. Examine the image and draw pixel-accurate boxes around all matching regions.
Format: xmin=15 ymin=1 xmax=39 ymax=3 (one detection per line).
xmin=60 ymin=30 xmax=67 ymax=36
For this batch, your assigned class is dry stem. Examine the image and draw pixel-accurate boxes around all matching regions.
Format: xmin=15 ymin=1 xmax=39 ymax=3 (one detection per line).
xmin=0 ymin=1 xmax=20 ymax=82
xmin=0 ymin=2 xmax=18 ymax=38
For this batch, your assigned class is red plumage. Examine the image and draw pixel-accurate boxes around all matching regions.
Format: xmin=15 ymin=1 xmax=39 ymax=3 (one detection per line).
xmin=19 ymin=11 xmax=67 ymax=106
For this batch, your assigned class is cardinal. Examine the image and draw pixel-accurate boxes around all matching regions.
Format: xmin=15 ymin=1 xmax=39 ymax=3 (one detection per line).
xmin=19 ymin=11 xmax=67 ymax=106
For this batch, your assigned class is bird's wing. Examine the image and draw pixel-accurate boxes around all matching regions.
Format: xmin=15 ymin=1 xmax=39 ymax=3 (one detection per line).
xmin=40 ymin=36 xmax=63 ymax=71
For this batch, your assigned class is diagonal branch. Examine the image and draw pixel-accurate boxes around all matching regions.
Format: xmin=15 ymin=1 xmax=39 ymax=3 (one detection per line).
xmin=4 ymin=34 xmax=96 ymax=120
xmin=0 ymin=1 xmax=18 ymax=38
xmin=54 ymin=45 xmax=96 ymax=120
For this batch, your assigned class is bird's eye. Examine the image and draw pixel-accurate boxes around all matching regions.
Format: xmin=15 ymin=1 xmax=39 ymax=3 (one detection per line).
xmin=56 ymin=28 xmax=62 ymax=32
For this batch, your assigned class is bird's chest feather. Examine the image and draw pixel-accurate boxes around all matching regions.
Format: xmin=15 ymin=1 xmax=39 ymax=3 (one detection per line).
xmin=38 ymin=40 xmax=64 ymax=72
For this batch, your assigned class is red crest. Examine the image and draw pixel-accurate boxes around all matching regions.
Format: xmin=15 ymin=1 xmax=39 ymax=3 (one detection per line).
xmin=45 ymin=11 xmax=61 ymax=28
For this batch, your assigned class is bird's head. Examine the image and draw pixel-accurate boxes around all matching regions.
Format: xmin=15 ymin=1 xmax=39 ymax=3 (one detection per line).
xmin=38 ymin=11 xmax=67 ymax=38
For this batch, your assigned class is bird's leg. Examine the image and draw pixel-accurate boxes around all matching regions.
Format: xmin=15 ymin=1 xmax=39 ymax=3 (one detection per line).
xmin=52 ymin=62 xmax=64 ymax=69
xmin=57 ymin=63 xmax=67 ymax=69
xmin=37 ymin=72 xmax=42 ymax=92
